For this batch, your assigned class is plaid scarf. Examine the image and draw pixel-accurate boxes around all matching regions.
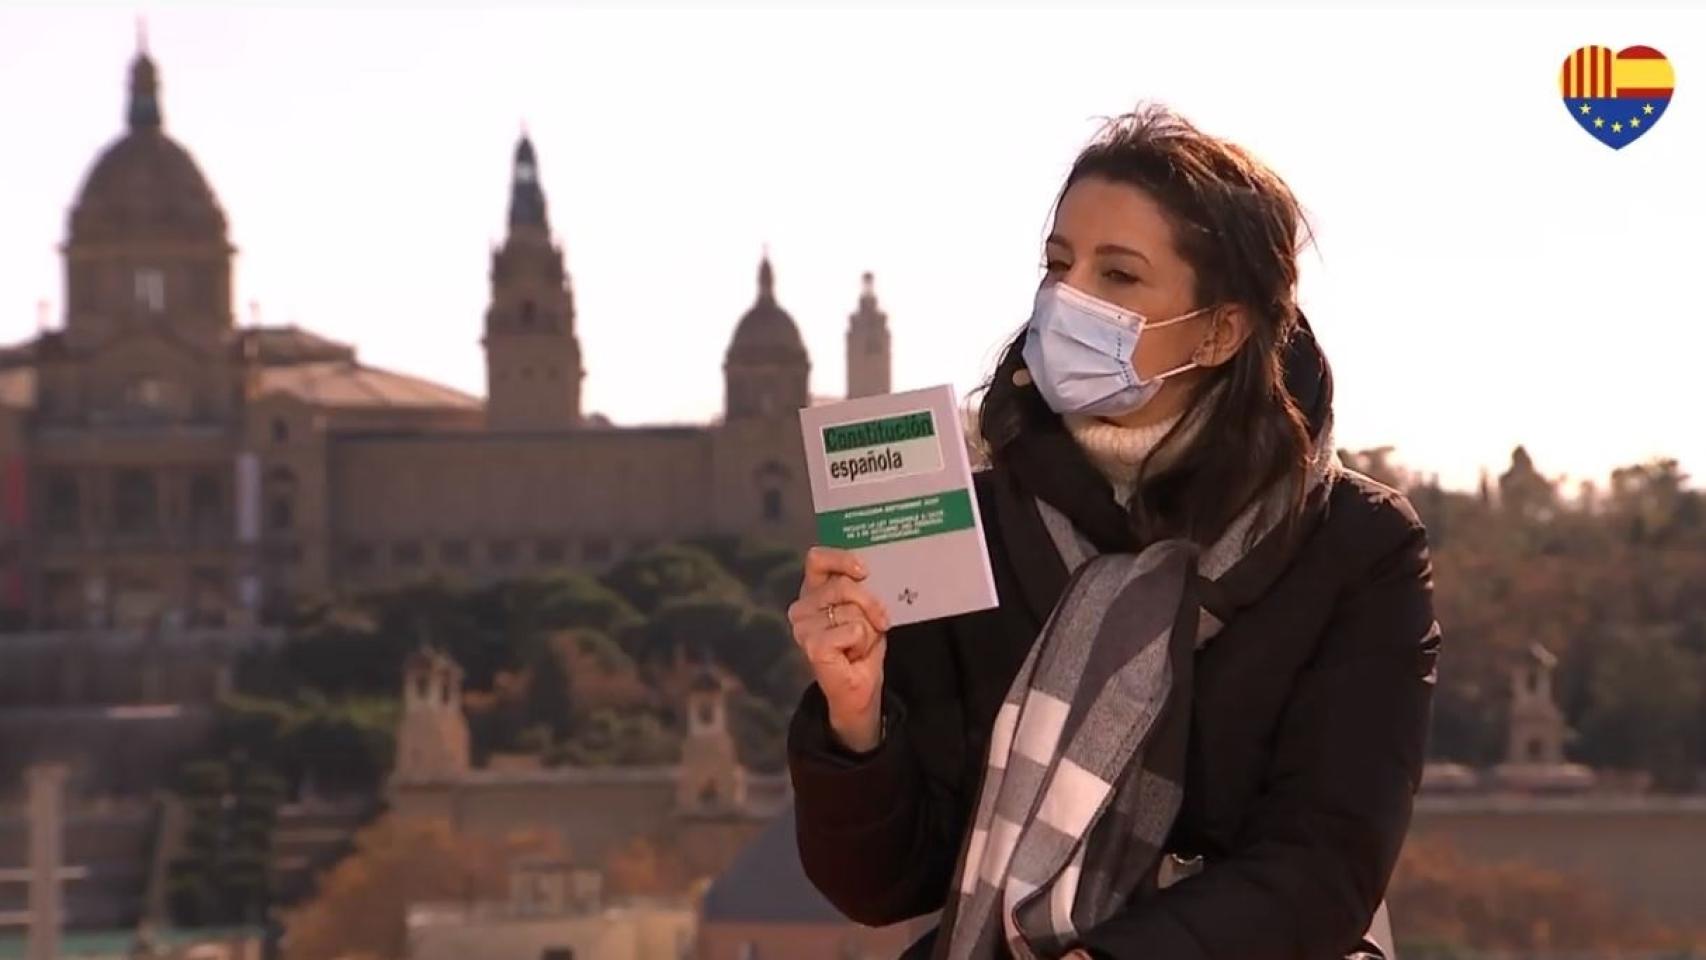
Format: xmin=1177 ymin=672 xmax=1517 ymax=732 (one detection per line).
xmin=937 ymin=428 xmax=1339 ymax=960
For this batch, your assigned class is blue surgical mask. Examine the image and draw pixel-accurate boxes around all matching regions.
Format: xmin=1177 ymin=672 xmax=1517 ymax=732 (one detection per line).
xmin=1021 ymin=282 xmax=1212 ymax=417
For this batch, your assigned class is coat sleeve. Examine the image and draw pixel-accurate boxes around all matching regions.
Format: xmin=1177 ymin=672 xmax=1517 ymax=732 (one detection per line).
xmin=1077 ymin=500 xmax=1442 ymax=960
xmin=786 ymin=616 xmax=975 ymax=928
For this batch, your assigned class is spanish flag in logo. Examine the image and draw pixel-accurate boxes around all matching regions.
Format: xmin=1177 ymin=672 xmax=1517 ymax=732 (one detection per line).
xmin=1561 ymin=45 xmax=1674 ymax=149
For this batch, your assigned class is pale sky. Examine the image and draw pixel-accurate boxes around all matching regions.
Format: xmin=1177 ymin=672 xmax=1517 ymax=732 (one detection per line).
xmin=2 ymin=5 xmax=1702 ymax=492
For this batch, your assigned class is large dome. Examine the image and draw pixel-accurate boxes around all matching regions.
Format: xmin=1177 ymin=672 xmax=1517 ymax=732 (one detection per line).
xmin=67 ymin=52 xmax=227 ymax=245
xmin=726 ymin=256 xmax=808 ymax=366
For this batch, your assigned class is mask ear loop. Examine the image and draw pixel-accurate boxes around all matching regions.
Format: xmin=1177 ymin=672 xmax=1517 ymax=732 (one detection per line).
xmin=1141 ymin=305 xmax=1218 ymax=382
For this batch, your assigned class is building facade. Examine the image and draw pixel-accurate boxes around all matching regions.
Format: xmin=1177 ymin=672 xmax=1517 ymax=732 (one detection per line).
xmin=0 ymin=46 xmax=894 ymax=634
xmin=388 ymin=651 xmax=785 ymax=882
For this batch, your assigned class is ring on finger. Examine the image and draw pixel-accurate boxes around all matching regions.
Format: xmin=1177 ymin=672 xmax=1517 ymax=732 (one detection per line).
xmin=824 ymin=603 xmax=839 ymax=628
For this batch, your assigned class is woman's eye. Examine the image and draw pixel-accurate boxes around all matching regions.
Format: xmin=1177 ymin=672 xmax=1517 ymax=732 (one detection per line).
xmin=1103 ymin=269 xmax=1139 ymax=285
xmin=1041 ymin=259 xmax=1068 ymax=273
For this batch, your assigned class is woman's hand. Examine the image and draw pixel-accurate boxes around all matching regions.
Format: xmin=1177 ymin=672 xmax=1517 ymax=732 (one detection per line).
xmin=788 ymin=546 xmax=891 ymax=752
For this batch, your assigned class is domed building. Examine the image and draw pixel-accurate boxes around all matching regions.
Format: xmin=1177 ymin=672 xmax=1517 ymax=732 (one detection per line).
xmin=724 ymin=255 xmax=811 ymax=421
xmin=0 ymin=44 xmax=893 ymax=703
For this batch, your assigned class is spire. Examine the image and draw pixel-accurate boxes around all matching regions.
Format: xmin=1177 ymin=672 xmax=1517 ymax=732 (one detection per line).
xmin=128 ymin=30 xmax=162 ymax=131
xmin=757 ymin=248 xmax=775 ymax=302
xmin=846 ymin=270 xmax=891 ymax=399
xmin=508 ymin=133 xmax=548 ymax=229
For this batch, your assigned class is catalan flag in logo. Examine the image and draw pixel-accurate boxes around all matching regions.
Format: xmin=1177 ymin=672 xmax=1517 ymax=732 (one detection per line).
xmin=1561 ymin=45 xmax=1675 ymax=149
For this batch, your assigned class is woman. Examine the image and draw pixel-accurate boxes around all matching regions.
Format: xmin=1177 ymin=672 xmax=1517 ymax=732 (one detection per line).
xmin=786 ymin=104 xmax=1440 ymax=960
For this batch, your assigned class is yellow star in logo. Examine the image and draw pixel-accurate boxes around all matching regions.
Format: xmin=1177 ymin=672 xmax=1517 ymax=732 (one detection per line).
xmin=1644 ymin=103 xmax=1655 ymax=115
xmin=1594 ymin=117 xmax=1605 ymax=128
xmin=1631 ymin=117 xmax=1642 ymax=128
xmin=1612 ymin=121 xmax=1623 ymax=133
xmin=1579 ymin=103 xmax=1592 ymax=115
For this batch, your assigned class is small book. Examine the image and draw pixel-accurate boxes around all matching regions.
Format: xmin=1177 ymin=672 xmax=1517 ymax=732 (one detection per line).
xmin=799 ymin=384 xmax=999 ymax=627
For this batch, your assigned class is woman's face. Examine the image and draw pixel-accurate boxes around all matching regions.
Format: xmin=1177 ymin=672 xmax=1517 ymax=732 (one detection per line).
xmin=1041 ymin=176 xmax=1244 ymax=425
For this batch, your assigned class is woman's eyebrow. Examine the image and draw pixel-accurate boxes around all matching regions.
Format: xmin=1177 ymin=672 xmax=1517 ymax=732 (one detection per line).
xmin=1093 ymin=243 xmax=1152 ymax=267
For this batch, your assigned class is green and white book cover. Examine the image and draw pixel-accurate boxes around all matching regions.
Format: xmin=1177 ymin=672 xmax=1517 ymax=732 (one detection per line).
xmin=799 ymin=384 xmax=998 ymax=627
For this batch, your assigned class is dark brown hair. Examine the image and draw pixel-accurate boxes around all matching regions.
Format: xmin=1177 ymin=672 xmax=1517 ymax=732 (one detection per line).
xmin=977 ymin=103 xmax=1315 ymax=547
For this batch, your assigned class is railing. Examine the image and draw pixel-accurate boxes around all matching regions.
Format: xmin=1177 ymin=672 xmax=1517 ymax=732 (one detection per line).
xmin=35 ymin=527 xmax=239 ymax=553
xmin=0 ymin=865 xmax=91 ymax=928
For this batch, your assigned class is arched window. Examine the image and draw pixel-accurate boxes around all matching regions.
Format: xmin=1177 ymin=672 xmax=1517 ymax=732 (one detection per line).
xmin=762 ymin=489 xmax=784 ymax=522
xmin=520 ymin=300 xmax=537 ymax=326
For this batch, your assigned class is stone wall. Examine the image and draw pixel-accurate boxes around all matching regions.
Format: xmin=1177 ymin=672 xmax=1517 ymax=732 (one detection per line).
xmin=1408 ymin=794 xmax=1706 ymax=927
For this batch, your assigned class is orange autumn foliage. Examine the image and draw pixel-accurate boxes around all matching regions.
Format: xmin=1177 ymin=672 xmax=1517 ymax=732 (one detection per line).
xmin=601 ymin=833 xmax=695 ymax=898
xmin=1386 ymin=835 xmax=1695 ymax=953
xmin=281 ymin=814 xmax=561 ymax=960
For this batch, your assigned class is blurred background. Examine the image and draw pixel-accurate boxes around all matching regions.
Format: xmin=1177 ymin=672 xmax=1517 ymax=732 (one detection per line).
xmin=1 ymin=5 xmax=1703 ymax=959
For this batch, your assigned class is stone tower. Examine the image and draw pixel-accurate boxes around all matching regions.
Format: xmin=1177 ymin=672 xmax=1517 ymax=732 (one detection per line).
xmin=723 ymin=254 xmax=810 ymax=421
xmin=845 ymin=271 xmax=891 ymax=399
xmin=1507 ymin=642 xmax=1566 ymax=765
xmin=482 ymin=134 xmax=584 ymax=431
xmin=676 ymin=669 xmax=747 ymax=814
xmin=392 ymin=648 xmax=471 ymax=784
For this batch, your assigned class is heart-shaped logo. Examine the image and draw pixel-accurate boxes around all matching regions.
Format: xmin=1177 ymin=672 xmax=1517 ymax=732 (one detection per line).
xmin=1561 ymin=45 xmax=1675 ymax=149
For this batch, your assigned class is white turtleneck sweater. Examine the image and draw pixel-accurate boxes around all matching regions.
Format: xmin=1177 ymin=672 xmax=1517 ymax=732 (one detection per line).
xmin=1063 ymin=412 xmax=1186 ymax=505
xmin=1064 ymin=405 xmax=1214 ymax=508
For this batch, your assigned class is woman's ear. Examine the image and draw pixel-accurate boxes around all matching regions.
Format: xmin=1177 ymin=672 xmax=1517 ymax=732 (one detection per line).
xmin=1195 ymin=304 xmax=1254 ymax=367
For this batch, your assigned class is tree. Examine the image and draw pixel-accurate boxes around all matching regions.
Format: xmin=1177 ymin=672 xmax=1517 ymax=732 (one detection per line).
xmin=548 ymin=707 xmax=678 ymax=767
xmin=1498 ymin=446 xmax=1559 ymax=524
xmin=1338 ymin=446 xmax=1409 ymax=490
xmin=256 ymin=600 xmax=402 ymax=699
xmin=462 ymin=668 xmax=530 ymax=762
xmin=168 ymin=757 xmax=285 ymax=927
xmin=626 ymin=595 xmax=750 ymax=670
xmin=757 ymin=557 xmax=806 ymax=612
xmin=719 ymin=608 xmax=796 ymax=700
xmin=281 ymin=815 xmax=559 ymax=960
xmin=600 ymin=543 xmax=746 ymax=615
xmin=1574 ymin=624 xmax=1705 ymax=791
xmin=1610 ymin=458 xmax=1694 ymax=545
xmin=684 ymin=535 xmax=799 ymax=597
xmin=473 ymin=573 xmax=643 ymax=666
xmin=558 ymin=629 xmax=650 ymax=713
xmin=285 ymin=695 xmax=397 ymax=797
xmin=726 ymin=688 xmax=790 ymax=774
xmin=522 ymin=641 xmax=575 ymax=741
xmin=601 ymin=834 xmax=694 ymax=898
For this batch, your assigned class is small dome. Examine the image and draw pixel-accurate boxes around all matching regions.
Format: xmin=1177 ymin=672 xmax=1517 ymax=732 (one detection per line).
xmin=726 ymin=255 xmax=808 ymax=366
xmin=67 ymin=53 xmax=227 ymax=245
